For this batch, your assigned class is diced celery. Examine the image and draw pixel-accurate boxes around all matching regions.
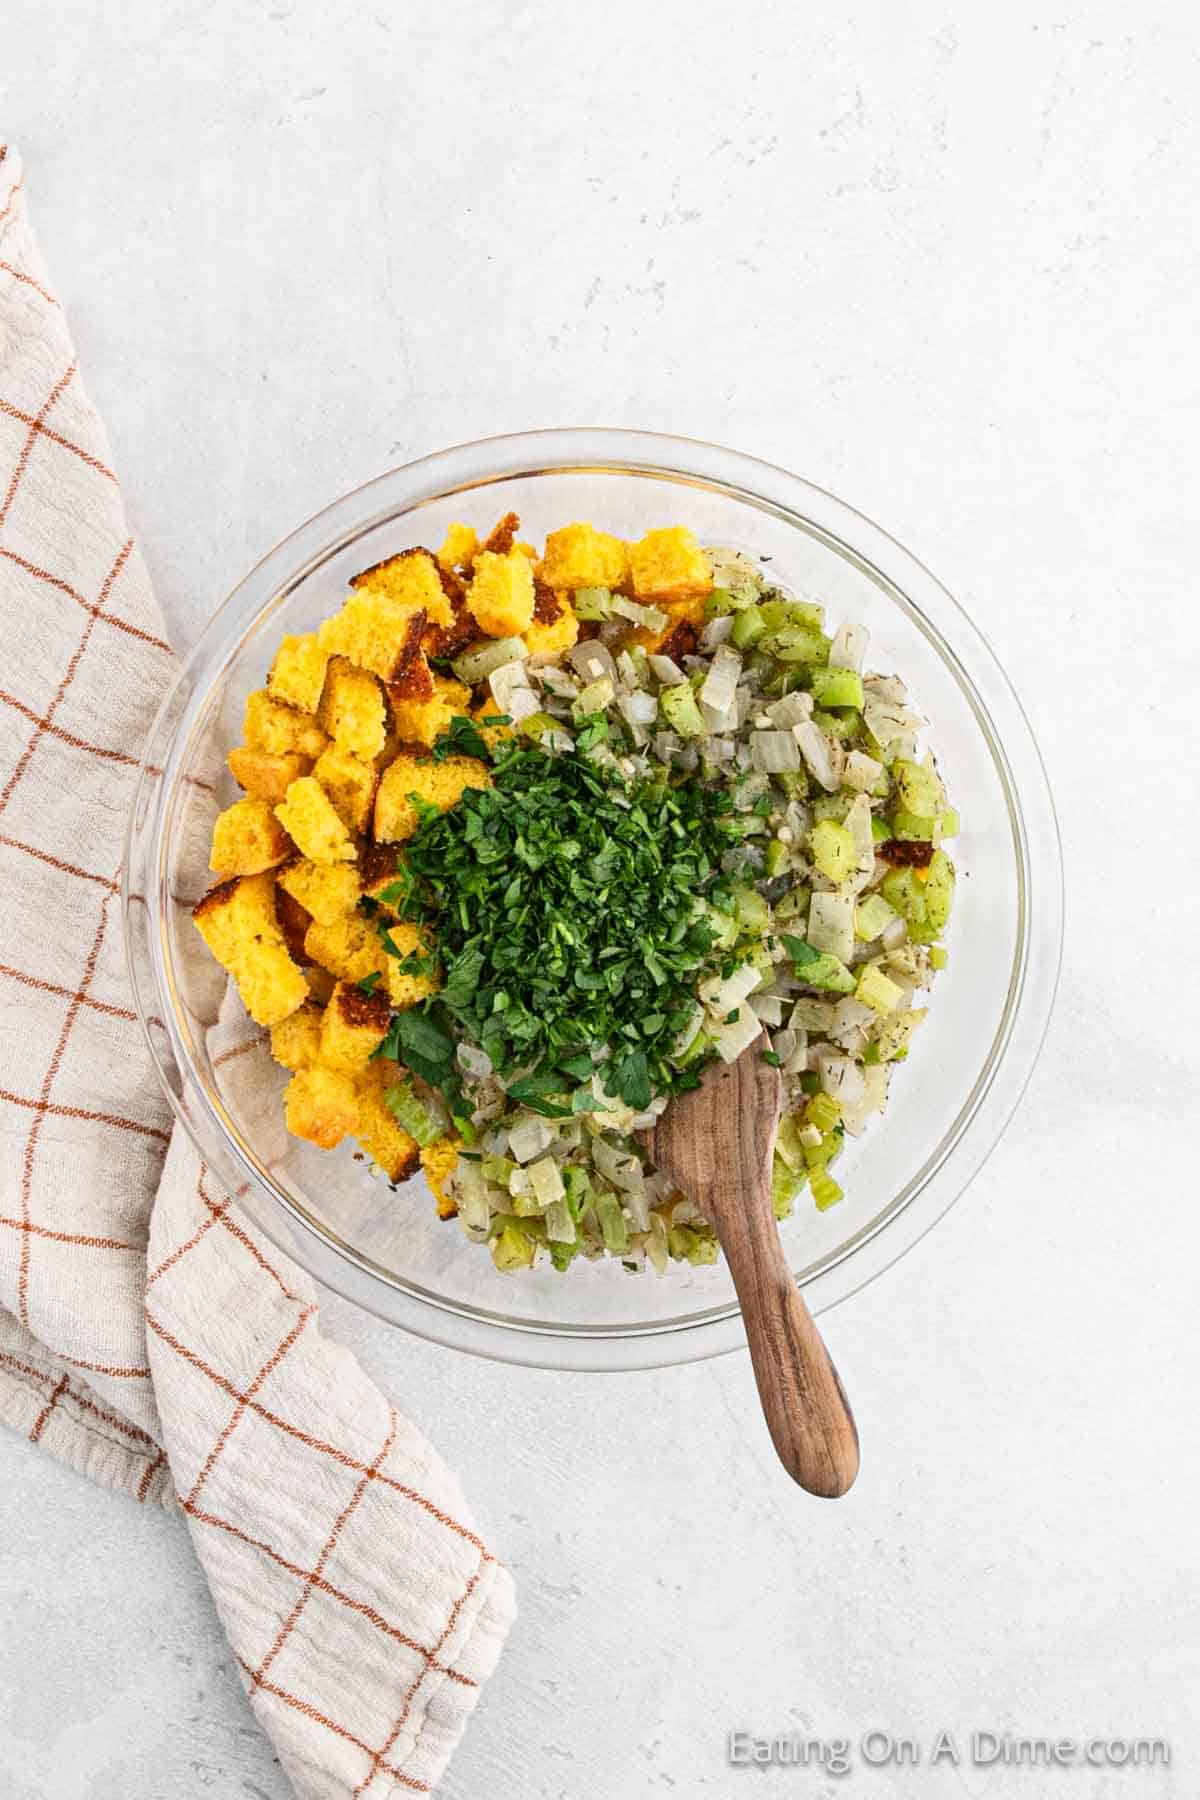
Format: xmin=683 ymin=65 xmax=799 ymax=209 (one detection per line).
xmin=730 ymin=604 xmax=767 ymax=650
xmin=451 ymin=636 xmax=527 ymax=683
xmin=544 ymin=1198 xmax=577 ymax=1244
xmin=891 ymin=809 xmax=939 ymax=841
xmin=674 ymin=1025 xmax=713 ymax=1067
xmin=481 ymin=1152 xmax=516 ymax=1186
xmin=517 ymin=710 xmax=560 ymax=740
xmin=938 ymin=807 xmax=960 ymax=839
xmin=573 ymin=586 xmax=613 ymax=620
xmin=562 ymin=1165 xmax=590 ymax=1220
xmin=765 ymin=837 xmax=789 ymax=877
xmin=893 ymin=757 xmax=942 ymax=817
xmin=385 ymin=1080 xmax=445 ymax=1148
xmin=880 ymin=866 xmax=929 ymax=927
xmin=548 ymin=1238 xmax=580 ymax=1271
xmin=774 ymin=767 xmax=810 ymax=798
xmin=810 ymin=1169 xmax=844 ymax=1212
xmin=855 ymin=962 xmax=904 ymax=1015
xmin=871 ymin=815 xmax=890 ymax=843
xmin=774 ymin=883 xmax=810 ymax=922
xmin=923 ymin=849 xmax=956 ymax=932
xmin=813 ymin=707 xmax=862 ymax=741
xmin=810 ymin=667 xmax=865 ymax=710
xmin=805 ymin=1091 xmax=842 ymax=1134
xmin=771 ymin=1153 xmax=805 ymax=1220
xmin=733 ymin=885 xmax=770 ymax=932
xmin=930 ymin=945 xmax=949 ymax=970
xmin=775 ymin=1112 xmax=807 ymax=1172
xmin=854 ymin=893 xmax=898 ymax=941
xmin=705 ymin=586 xmax=739 ymax=617
xmin=490 ymin=1219 xmax=537 ymax=1271
xmin=811 ymin=792 xmax=853 ymax=823
xmin=594 ymin=1188 xmax=629 ymax=1254
xmin=761 ymin=627 xmax=830 ymax=665
xmin=574 ymin=677 xmax=614 ymax=717
xmin=667 ymin=1224 xmax=719 ymax=1265
xmin=658 ymin=682 xmax=705 ymax=738
xmin=759 ymin=598 xmax=825 ymax=634
xmin=799 ymin=951 xmax=856 ymax=994
xmin=810 ymin=819 xmax=856 ymax=882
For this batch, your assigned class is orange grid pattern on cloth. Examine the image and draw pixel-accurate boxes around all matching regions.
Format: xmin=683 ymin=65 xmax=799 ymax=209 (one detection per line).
xmin=0 ymin=145 xmax=515 ymax=1798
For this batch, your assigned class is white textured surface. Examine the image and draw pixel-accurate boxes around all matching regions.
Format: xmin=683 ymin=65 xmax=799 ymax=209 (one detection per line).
xmin=3 ymin=3 xmax=1199 ymax=1797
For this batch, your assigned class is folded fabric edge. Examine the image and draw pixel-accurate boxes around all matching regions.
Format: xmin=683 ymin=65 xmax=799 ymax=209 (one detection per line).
xmin=0 ymin=1365 xmax=175 ymax=1510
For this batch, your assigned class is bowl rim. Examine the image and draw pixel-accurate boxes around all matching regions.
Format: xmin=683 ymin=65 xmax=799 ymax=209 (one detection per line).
xmin=123 ymin=427 xmax=1064 ymax=1370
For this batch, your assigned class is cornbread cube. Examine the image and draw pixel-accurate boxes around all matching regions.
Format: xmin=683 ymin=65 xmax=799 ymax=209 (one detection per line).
xmin=192 ymin=873 xmax=308 ymax=1028
xmin=275 ymin=886 xmax=313 ymax=963
xmin=378 ymin=920 xmax=439 ymax=1008
xmin=243 ymin=690 xmax=330 ymax=760
xmin=628 ymin=526 xmax=713 ymax=601
xmin=420 ymin=1138 xmax=461 ymax=1219
xmin=277 ymin=857 xmax=360 ymax=925
xmin=269 ymin=1001 xmax=323 ymax=1071
xmin=466 ymin=550 xmax=535 ymax=638
xmin=317 ymin=592 xmax=428 ymax=683
xmin=317 ymin=980 xmax=391 ymax=1072
xmin=539 ymin=522 xmax=629 ymax=594
xmin=274 ymin=776 xmax=356 ymax=865
xmin=305 ymin=965 xmax=336 ymax=1006
xmin=304 ymin=911 xmax=384 ymax=986
xmin=524 ymin=590 xmax=580 ymax=659
xmin=209 ymin=798 xmax=292 ymax=876
xmin=358 ymin=844 xmax=407 ymax=913
xmin=384 ymin=650 xmax=435 ymax=704
xmin=386 ymin=674 xmax=471 ymax=750
xmin=351 ymin=547 xmax=454 ymax=628
xmin=514 ymin=541 xmax=536 ymax=561
xmin=284 ymin=1066 xmax=359 ymax=1150
xmin=267 ymin=633 xmax=330 ymax=714
xmin=470 ymin=699 xmax=514 ymax=755
xmin=481 ymin=511 xmax=520 ymax=556
xmin=227 ymin=746 xmax=312 ymax=805
xmin=313 ymin=745 xmax=379 ymax=834
xmin=627 ymin=592 xmax=708 ymax=654
xmin=374 ymin=752 xmax=490 ymax=843
xmin=436 ymin=522 xmax=478 ymax=572
xmin=352 ymin=1060 xmax=420 ymax=1182
xmin=318 ymin=658 xmax=386 ymax=759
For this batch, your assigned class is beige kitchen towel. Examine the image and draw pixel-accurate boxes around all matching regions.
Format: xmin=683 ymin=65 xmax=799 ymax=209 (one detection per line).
xmin=0 ymin=144 xmax=515 ymax=1799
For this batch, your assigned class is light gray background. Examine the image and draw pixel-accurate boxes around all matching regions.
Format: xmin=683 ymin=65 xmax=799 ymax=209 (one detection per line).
xmin=3 ymin=3 xmax=1198 ymax=1797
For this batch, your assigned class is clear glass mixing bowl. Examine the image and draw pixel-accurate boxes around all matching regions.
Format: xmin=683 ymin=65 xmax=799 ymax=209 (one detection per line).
xmin=124 ymin=429 xmax=1062 ymax=1370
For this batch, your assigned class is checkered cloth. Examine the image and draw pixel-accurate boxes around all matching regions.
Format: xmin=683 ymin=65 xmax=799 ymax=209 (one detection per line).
xmin=0 ymin=145 xmax=515 ymax=1798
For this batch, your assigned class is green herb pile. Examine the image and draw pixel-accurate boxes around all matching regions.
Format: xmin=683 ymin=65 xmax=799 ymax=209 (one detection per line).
xmin=386 ymin=746 xmax=740 ymax=1117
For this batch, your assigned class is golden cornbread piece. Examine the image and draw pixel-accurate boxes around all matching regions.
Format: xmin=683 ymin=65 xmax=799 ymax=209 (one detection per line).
xmin=421 ymin=1138 xmax=461 ymax=1219
xmin=318 ymin=657 xmax=387 ymax=760
xmin=313 ymin=745 xmax=379 ymax=834
xmin=539 ymin=522 xmax=629 ymax=594
xmin=284 ymin=1066 xmax=359 ymax=1150
xmin=351 ymin=547 xmax=454 ymax=628
xmin=385 ymin=648 xmax=436 ymax=703
xmin=374 ymin=752 xmax=490 ymax=844
xmin=466 ymin=550 xmax=535 ymax=638
xmin=524 ymin=589 xmax=579 ymax=659
xmin=192 ymin=873 xmax=308 ymax=1028
xmin=317 ymin=591 xmax=428 ymax=684
xmin=436 ymin=522 xmax=478 ymax=572
xmin=480 ymin=511 xmax=520 ymax=557
xmin=275 ymin=776 xmax=356 ymax=865
xmin=626 ymin=592 xmax=709 ymax=654
xmin=305 ymin=964 xmax=336 ymax=1006
xmin=209 ymin=798 xmax=292 ymax=876
xmin=278 ymin=856 xmax=360 ymax=924
xmin=269 ymin=1002 xmax=323 ymax=1072
xmin=243 ymin=690 xmax=330 ymax=760
xmin=303 ymin=911 xmax=383 ymax=987
xmin=386 ymin=674 xmax=471 ymax=750
xmin=628 ymin=526 xmax=713 ymax=601
xmin=275 ymin=885 xmax=313 ymax=963
xmin=376 ymin=920 xmax=439 ymax=1009
xmin=317 ymin=980 xmax=391 ymax=1073
xmin=357 ymin=842 xmax=404 ymax=912
xmin=352 ymin=1060 xmax=421 ymax=1182
xmin=470 ymin=698 xmax=514 ymax=756
xmin=267 ymin=632 xmax=330 ymax=714
xmin=227 ymin=746 xmax=312 ymax=805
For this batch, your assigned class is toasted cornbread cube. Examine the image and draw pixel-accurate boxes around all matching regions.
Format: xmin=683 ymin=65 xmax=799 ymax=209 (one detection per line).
xmin=384 ymin=650 xmax=436 ymax=706
xmin=317 ymin=980 xmax=391 ymax=1072
xmin=358 ymin=844 xmax=407 ymax=912
xmin=284 ymin=1066 xmax=359 ymax=1150
xmin=269 ymin=1002 xmax=323 ymax=1072
xmin=374 ymin=752 xmax=490 ymax=843
xmin=304 ymin=911 xmax=384 ymax=987
xmin=313 ymin=745 xmax=379 ymax=834
xmin=514 ymin=541 xmax=536 ymax=561
xmin=209 ymin=798 xmax=292 ymax=876
xmin=305 ymin=964 xmax=336 ymax=1006
xmin=275 ymin=886 xmax=313 ymax=963
xmin=470 ymin=699 xmax=515 ymax=755
xmin=243 ymin=690 xmax=330 ymax=760
xmin=192 ymin=873 xmax=309 ymax=1028
xmin=352 ymin=1060 xmax=420 ymax=1182
xmin=275 ymin=776 xmax=356 ymax=865
xmin=539 ymin=522 xmax=629 ymax=594
xmin=481 ymin=512 xmax=520 ymax=556
xmin=386 ymin=674 xmax=471 ymax=749
xmin=267 ymin=633 xmax=330 ymax=714
xmin=627 ymin=592 xmax=709 ymax=654
xmin=524 ymin=590 xmax=579 ymax=660
xmin=318 ymin=658 xmax=386 ymax=760
xmin=436 ymin=522 xmax=478 ymax=572
xmin=278 ymin=857 xmax=360 ymax=925
xmin=318 ymin=592 xmax=428 ymax=683
xmin=351 ymin=548 xmax=454 ymax=628
xmin=378 ymin=920 xmax=439 ymax=1008
xmin=628 ymin=526 xmax=713 ymax=601
xmin=420 ymin=1137 xmax=461 ymax=1219
xmin=466 ymin=550 xmax=535 ymax=638
xmin=227 ymin=746 xmax=312 ymax=805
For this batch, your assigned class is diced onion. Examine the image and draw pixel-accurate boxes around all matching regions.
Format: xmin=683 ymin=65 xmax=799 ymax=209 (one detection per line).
xmin=881 ymin=916 xmax=908 ymax=951
xmin=648 ymin=654 xmax=687 ymax=686
xmin=751 ymin=993 xmax=784 ymax=1027
xmin=817 ymin=1049 xmax=865 ymax=1108
xmin=793 ymin=720 xmax=841 ymax=791
xmin=712 ymin=1005 xmax=762 ymax=1063
xmin=699 ymin=961 xmax=762 ymax=1016
xmin=452 ymin=636 xmax=527 ymax=683
xmin=619 ymin=691 xmax=659 ymax=728
xmin=612 ymin=596 xmax=669 ymax=632
xmin=807 ymin=893 xmax=855 ymax=963
xmin=699 ymin=644 xmax=742 ymax=714
xmin=457 ymin=1041 xmax=494 ymax=1079
xmin=829 ymin=622 xmax=868 ymax=672
xmin=700 ymin=615 xmax=734 ymax=651
xmin=508 ymin=1114 xmax=556 ymax=1163
xmin=489 ymin=659 xmax=535 ymax=712
xmin=568 ymin=640 xmax=617 ymax=684
xmin=767 ymin=691 xmax=814 ymax=728
xmin=750 ymin=730 xmax=801 ymax=773
xmin=843 ymin=749 xmax=883 ymax=792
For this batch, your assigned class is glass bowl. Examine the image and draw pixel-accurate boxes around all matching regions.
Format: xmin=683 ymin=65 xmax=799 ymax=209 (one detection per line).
xmin=124 ymin=429 xmax=1062 ymax=1370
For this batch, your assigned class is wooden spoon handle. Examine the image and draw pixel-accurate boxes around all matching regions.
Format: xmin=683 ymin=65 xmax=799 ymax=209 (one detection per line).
xmin=722 ymin=1176 xmax=860 ymax=1498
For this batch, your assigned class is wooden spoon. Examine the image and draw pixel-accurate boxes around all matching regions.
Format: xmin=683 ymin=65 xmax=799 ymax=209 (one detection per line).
xmin=641 ymin=1049 xmax=860 ymax=1497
